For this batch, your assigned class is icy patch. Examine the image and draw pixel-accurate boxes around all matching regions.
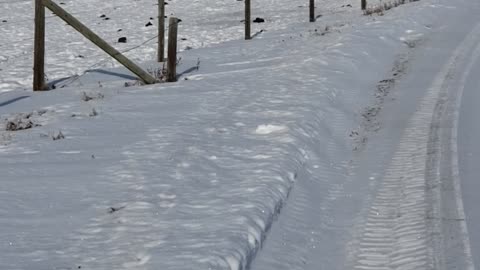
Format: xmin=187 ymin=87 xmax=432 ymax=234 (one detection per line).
xmin=58 ymin=151 xmax=82 ymax=154
xmin=252 ymin=154 xmax=272 ymax=159
xmin=254 ymin=124 xmax=288 ymax=135
xmin=225 ymin=255 xmax=241 ymax=270
xmin=122 ymin=252 xmax=151 ymax=268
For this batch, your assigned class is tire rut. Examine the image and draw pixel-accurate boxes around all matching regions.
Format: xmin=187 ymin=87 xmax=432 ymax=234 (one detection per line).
xmin=350 ymin=20 xmax=480 ymax=270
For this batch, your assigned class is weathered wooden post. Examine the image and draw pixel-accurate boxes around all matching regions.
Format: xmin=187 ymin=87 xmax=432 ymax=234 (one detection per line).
xmin=34 ymin=0 xmax=46 ymax=91
xmin=361 ymin=0 xmax=367 ymax=10
xmin=309 ymin=0 xmax=315 ymax=22
xmin=157 ymin=0 xmax=165 ymax=62
xmin=166 ymin=17 xmax=178 ymax=82
xmin=42 ymin=0 xmax=156 ymax=84
xmin=245 ymin=0 xmax=251 ymax=40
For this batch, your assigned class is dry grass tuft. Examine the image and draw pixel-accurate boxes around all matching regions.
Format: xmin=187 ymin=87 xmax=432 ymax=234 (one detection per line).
xmin=363 ymin=0 xmax=419 ymax=15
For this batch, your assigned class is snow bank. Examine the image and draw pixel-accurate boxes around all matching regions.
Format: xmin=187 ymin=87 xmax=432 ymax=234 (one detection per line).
xmin=0 ymin=0 xmax=442 ymax=269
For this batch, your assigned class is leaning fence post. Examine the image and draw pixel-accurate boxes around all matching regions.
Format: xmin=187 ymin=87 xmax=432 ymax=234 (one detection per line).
xmin=42 ymin=0 xmax=156 ymax=84
xmin=166 ymin=17 xmax=178 ymax=82
xmin=245 ymin=0 xmax=251 ymax=40
xmin=33 ymin=0 xmax=46 ymax=91
xmin=361 ymin=0 xmax=367 ymax=10
xmin=157 ymin=0 xmax=165 ymax=62
xmin=310 ymin=0 xmax=315 ymax=22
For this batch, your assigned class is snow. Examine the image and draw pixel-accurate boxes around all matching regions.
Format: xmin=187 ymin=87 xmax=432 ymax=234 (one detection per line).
xmin=458 ymin=54 xmax=480 ymax=268
xmin=1 ymin=0 xmax=478 ymax=269
xmin=254 ymin=124 xmax=288 ymax=135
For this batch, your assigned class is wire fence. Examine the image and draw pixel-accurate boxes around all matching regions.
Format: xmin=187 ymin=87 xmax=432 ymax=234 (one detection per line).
xmin=1 ymin=0 xmax=177 ymax=83
xmin=48 ymin=19 xmax=184 ymax=88
xmin=0 ymin=0 xmax=30 ymax=4
xmin=1 ymin=0 xmax=411 ymax=90
xmin=0 ymin=2 xmax=143 ymax=26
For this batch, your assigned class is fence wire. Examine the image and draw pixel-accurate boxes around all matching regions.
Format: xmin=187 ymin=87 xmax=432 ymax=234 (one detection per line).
xmin=57 ymin=20 xmax=182 ymax=88
xmin=1 ymin=0 xmax=182 ymax=83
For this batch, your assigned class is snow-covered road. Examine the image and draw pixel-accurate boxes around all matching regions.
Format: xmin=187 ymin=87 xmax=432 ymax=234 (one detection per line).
xmin=458 ymin=27 xmax=480 ymax=269
xmin=254 ymin=0 xmax=480 ymax=268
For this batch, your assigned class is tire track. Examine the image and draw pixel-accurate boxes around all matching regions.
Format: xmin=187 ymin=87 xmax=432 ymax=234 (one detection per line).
xmin=426 ymin=24 xmax=480 ymax=270
xmin=250 ymin=109 xmax=377 ymax=270
xmin=351 ymin=20 xmax=480 ymax=270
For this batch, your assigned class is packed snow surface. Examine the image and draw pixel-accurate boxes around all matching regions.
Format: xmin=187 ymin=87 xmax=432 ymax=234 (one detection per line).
xmin=1 ymin=0 xmax=478 ymax=269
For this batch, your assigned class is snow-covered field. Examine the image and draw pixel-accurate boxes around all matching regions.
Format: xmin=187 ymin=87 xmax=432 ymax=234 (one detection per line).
xmin=1 ymin=0 xmax=477 ymax=269
xmin=0 ymin=0 xmax=365 ymax=93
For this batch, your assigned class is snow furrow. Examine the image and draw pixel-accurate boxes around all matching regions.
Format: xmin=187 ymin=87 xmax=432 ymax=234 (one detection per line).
xmin=352 ymin=18 xmax=480 ymax=270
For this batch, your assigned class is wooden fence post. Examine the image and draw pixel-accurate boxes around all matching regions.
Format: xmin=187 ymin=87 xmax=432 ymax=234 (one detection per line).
xmin=33 ymin=0 xmax=46 ymax=91
xmin=157 ymin=0 xmax=165 ymax=62
xmin=310 ymin=0 xmax=315 ymax=22
xmin=42 ymin=0 xmax=156 ymax=84
xmin=361 ymin=0 xmax=367 ymax=10
xmin=245 ymin=0 xmax=251 ymax=40
xmin=166 ymin=17 xmax=178 ymax=82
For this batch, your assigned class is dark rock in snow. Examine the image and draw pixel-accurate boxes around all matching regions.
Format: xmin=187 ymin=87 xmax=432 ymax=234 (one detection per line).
xmin=52 ymin=131 xmax=65 ymax=141
xmin=118 ymin=37 xmax=127 ymax=43
xmin=108 ymin=206 xmax=126 ymax=213
xmin=253 ymin=17 xmax=265 ymax=23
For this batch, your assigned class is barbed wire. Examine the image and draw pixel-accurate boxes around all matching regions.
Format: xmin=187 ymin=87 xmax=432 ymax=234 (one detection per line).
xmin=0 ymin=36 xmax=34 ymax=47
xmin=58 ymin=34 xmax=160 ymax=87
xmin=0 ymin=17 xmax=179 ymax=67
xmin=0 ymin=1 xmax=171 ymax=48
xmin=0 ymin=2 xmax=149 ymax=26
xmin=1 ymin=1 xmax=182 ymax=87
xmin=59 ymin=19 xmax=182 ymax=87
xmin=0 ymin=0 xmax=30 ymax=5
